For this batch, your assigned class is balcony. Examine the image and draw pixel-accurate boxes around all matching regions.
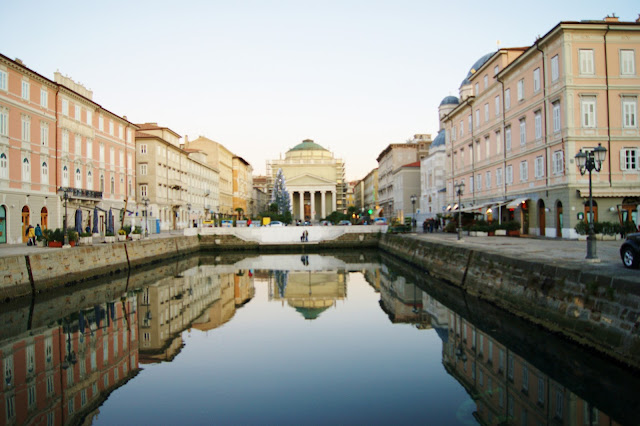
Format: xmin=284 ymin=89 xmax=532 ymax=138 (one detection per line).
xmin=58 ymin=186 xmax=103 ymax=201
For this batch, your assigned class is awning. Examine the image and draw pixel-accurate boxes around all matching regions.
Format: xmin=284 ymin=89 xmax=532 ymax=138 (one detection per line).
xmin=506 ymin=198 xmax=528 ymax=209
xmin=577 ymin=189 xmax=640 ymax=198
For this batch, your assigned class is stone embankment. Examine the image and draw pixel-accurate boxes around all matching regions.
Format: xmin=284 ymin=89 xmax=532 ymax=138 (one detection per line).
xmin=378 ymin=234 xmax=640 ymax=369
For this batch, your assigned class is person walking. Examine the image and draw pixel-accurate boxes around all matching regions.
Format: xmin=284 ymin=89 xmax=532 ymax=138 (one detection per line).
xmin=27 ymin=224 xmax=36 ymax=246
xmin=35 ymin=224 xmax=43 ymax=242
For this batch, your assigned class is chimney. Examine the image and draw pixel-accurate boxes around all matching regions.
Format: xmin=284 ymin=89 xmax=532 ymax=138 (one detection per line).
xmin=604 ymin=14 xmax=619 ymax=22
xmin=184 ymin=135 xmax=189 ymax=146
xmin=15 ymin=58 xmax=23 ymax=65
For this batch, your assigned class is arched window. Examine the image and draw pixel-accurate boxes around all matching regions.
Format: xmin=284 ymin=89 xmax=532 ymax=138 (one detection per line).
xmin=22 ymin=158 xmax=30 ymax=182
xmin=87 ymin=171 xmax=93 ymax=190
xmin=100 ymin=174 xmax=104 ymax=192
xmin=41 ymin=162 xmax=48 ymax=185
xmin=0 ymin=153 xmax=8 ymax=179
xmin=75 ymin=168 xmax=82 ymax=187
xmin=62 ymin=165 xmax=69 ymax=187
xmin=110 ymin=176 xmax=115 ymax=194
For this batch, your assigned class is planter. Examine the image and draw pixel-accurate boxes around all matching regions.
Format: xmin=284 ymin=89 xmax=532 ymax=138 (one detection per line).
xmin=130 ymin=234 xmax=141 ymax=240
xmin=578 ymin=235 xmax=588 ymax=241
xmin=475 ymin=231 xmax=488 ymax=237
xmin=495 ymin=229 xmax=507 ymax=236
xmin=488 ymin=231 xmax=495 ymax=236
xmin=79 ymin=236 xmax=93 ymax=245
xmin=48 ymin=241 xmax=63 ymax=248
xmin=117 ymin=235 xmax=127 ymax=242
xmin=104 ymin=236 xmax=116 ymax=243
xmin=507 ymin=230 xmax=520 ymax=237
xmin=69 ymin=241 xmax=76 ymax=247
xmin=599 ymin=234 xmax=618 ymax=241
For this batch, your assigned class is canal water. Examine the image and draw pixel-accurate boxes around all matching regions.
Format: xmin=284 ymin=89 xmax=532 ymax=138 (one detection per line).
xmin=1 ymin=252 xmax=638 ymax=425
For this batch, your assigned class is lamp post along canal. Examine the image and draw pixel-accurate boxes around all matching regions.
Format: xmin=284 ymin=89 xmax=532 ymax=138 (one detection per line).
xmin=61 ymin=188 xmax=69 ymax=246
xmin=142 ymin=197 xmax=149 ymax=237
xmin=454 ymin=182 xmax=465 ymax=240
xmin=410 ymin=194 xmax=417 ymax=230
xmin=575 ymin=143 xmax=607 ymax=260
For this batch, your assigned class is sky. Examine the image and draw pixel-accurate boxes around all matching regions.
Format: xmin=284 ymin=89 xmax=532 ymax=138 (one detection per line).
xmin=2 ymin=0 xmax=638 ymax=180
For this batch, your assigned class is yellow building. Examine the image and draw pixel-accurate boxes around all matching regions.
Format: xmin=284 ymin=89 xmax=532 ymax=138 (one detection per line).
xmin=267 ymin=139 xmax=346 ymax=221
xmin=232 ymin=156 xmax=252 ymax=218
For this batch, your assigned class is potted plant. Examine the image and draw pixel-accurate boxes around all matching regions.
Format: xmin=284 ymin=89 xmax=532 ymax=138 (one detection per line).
xmin=117 ymin=229 xmax=127 ymax=242
xmin=46 ymin=228 xmax=65 ymax=247
xmin=505 ymin=220 xmax=521 ymax=236
xmin=104 ymin=231 xmax=116 ymax=243
xmin=67 ymin=229 xmax=79 ymax=247
xmin=131 ymin=226 xmax=142 ymax=240
xmin=79 ymin=231 xmax=93 ymax=245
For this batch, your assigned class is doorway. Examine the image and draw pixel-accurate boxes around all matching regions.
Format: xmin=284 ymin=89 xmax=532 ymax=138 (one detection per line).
xmin=538 ymin=200 xmax=546 ymax=237
xmin=21 ymin=206 xmax=30 ymax=243
xmin=40 ymin=207 xmax=48 ymax=229
xmin=521 ymin=200 xmax=530 ymax=235
xmin=556 ymin=201 xmax=563 ymax=238
xmin=0 ymin=205 xmax=6 ymax=244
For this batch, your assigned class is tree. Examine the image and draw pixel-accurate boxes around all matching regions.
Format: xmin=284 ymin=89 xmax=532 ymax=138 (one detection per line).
xmin=270 ymin=169 xmax=291 ymax=215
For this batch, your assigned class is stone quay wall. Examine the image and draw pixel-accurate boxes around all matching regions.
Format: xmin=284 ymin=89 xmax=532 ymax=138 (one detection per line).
xmin=379 ymin=234 xmax=640 ymax=369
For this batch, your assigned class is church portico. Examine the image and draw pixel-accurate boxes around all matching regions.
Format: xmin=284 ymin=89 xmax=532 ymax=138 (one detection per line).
xmin=289 ymin=180 xmax=336 ymax=222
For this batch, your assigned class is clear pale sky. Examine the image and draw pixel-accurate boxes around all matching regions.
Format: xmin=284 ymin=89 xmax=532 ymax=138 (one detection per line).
xmin=2 ymin=1 xmax=637 ymax=180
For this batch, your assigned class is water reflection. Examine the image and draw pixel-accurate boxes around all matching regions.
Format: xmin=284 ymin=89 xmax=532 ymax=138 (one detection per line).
xmin=0 ymin=253 xmax=637 ymax=425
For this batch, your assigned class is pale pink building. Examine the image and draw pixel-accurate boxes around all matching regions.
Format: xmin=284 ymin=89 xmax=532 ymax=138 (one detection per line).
xmin=0 ymin=54 xmax=137 ymax=244
xmin=444 ymin=17 xmax=640 ymax=238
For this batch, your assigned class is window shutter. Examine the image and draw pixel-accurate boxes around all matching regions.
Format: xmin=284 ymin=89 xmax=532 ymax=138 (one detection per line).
xmin=620 ymin=149 xmax=627 ymax=171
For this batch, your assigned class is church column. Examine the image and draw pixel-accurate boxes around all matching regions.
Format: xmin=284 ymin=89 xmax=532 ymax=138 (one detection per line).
xmin=332 ymin=190 xmax=337 ymax=212
xmin=321 ymin=191 xmax=326 ymax=219
xmin=310 ymin=190 xmax=316 ymax=221
xmin=298 ymin=191 xmax=304 ymax=220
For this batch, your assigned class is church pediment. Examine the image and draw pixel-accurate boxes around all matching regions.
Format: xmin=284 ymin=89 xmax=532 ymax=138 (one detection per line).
xmin=287 ymin=174 xmax=335 ymax=187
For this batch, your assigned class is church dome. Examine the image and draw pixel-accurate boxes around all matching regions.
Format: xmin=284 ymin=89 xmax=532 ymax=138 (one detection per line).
xmin=431 ymin=129 xmax=446 ymax=148
xmin=439 ymin=96 xmax=459 ymax=106
xmin=460 ymin=52 xmax=495 ymax=87
xmin=288 ymin=139 xmax=328 ymax=152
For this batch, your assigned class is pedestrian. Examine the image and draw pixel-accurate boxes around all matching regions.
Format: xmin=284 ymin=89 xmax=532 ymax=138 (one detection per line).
xmin=35 ymin=224 xmax=42 ymax=241
xmin=304 ymin=230 xmax=309 ymax=242
xmin=27 ymin=224 xmax=36 ymax=246
xmin=422 ymin=220 xmax=427 ymax=232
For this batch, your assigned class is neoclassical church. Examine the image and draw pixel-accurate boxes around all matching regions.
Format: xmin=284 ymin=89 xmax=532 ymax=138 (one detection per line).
xmin=267 ymin=139 xmax=346 ymax=222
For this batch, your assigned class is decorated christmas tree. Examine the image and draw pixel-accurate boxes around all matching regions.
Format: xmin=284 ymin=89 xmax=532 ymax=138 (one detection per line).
xmin=271 ymin=168 xmax=291 ymax=214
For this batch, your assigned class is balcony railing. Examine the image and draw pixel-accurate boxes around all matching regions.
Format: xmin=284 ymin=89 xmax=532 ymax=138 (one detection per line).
xmin=58 ymin=186 xmax=103 ymax=200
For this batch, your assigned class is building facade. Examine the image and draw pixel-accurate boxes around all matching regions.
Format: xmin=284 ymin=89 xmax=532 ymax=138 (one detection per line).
xmin=267 ymin=139 xmax=346 ymax=222
xmin=377 ymin=143 xmax=418 ymax=220
xmin=444 ymin=17 xmax=640 ymax=238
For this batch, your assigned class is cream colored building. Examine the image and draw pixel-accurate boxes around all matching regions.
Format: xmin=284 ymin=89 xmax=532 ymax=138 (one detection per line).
xmin=267 ymin=139 xmax=346 ymax=222
xmin=135 ymin=123 xmax=218 ymax=231
xmin=377 ymin=143 xmax=418 ymax=219
xmin=232 ymin=156 xmax=252 ymax=218
xmin=363 ymin=168 xmax=379 ymax=218
xmin=444 ymin=16 xmax=640 ymax=238
xmin=185 ymin=136 xmax=235 ymax=218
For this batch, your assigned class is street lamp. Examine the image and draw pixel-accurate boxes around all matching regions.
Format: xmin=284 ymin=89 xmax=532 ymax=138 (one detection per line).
xmin=410 ymin=194 xmax=417 ymax=230
xmin=575 ymin=143 xmax=607 ymax=260
xmin=454 ymin=182 xmax=465 ymax=240
xmin=60 ymin=188 xmax=69 ymax=246
xmin=187 ymin=203 xmax=192 ymax=228
xmin=142 ymin=197 xmax=149 ymax=237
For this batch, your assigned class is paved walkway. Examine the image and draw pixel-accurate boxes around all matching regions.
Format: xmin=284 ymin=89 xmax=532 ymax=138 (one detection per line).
xmin=2 ymin=229 xmax=638 ymax=282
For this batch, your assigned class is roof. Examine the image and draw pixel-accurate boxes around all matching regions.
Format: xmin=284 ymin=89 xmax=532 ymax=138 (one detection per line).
xmin=402 ymin=161 xmax=420 ymax=168
xmin=431 ymin=129 xmax=446 ymax=148
xmin=460 ymin=52 xmax=496 ymax=87
xmin=288 ymin=139 xmax=328 ymax=152
xmin=439 ymin=96 xmax=459 ymax=106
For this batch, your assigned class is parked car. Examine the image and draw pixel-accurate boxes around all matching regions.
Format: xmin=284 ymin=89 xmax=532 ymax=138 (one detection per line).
xmin=269 ymin=221 xmax=285 ymax=227
xmin=221 ymin=220 xmax=233 ymax=228
xmin=620 ymin=233 xmax=640 ymax=269
xmin=338 ymin=220 xmax=352 ymax=226
xmin=303 ymin=221 xmax=311 ymax=226
xmin=202 ymin=220 xmax=215 ymax=227
xmin=373 ymin=218 xmax=388 ymax=225
xmin=319 ymin=220 xmax=332 ymax=226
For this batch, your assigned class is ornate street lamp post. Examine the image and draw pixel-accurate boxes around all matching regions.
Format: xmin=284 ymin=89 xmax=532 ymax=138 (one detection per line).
xmin=454 ymin=182 xmax=465 ymax=240
xmin=410 ymin=194 xmax=417 ymax=230
xmin=575 ymin=143 xmax=607 ymax=260
xmin=187 ymin=203 xmax=192 ymax=228
xmin=60 ymin=188 xmax=69 ymax=246
xmin=142 ymin=197 xmax=149 ymax=237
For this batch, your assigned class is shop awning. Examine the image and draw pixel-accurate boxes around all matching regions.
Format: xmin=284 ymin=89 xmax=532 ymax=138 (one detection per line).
xmin=506 ymin=198 xmax=528 ymax=209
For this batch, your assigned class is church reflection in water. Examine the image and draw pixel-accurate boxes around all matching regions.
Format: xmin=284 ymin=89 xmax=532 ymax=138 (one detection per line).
xmin=0 ymin=254 xmax=635 ymax=425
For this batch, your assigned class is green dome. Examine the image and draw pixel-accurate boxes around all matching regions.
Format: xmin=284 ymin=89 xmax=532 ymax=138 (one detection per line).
xmin=289 ymin=139 xmax=328 ymax=152
xmin=294 ymin=306 xmax=330 ymax=320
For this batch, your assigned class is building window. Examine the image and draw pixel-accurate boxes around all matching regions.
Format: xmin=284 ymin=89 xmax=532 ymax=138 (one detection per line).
xmin=468 ymin=114 xmax=472 ymax=131
xmin=483 ymin=74 xmax=488 ymax=88
xmin=119 ymin=125 xmax=124 ymax=140
xmin=21 ymin=115 xmax=31 ymax=142
xmin=533 ymin=68 xmax=540 ymax=92
xmin=476 ymin=174 xmax=482 ymax=191
xmin=75 ymin=168 xmax=82 ymax=187
xmin=534 ymin=110 xmax=542 ymax=140
xmin=495 ymin=95 xmax=500 ymax=116
xmin=552 ymin=101 xmax=561 ymax=132
xmin=622 ymin=97 xmax=637 ymax=128
xmin=75 ymin=134 xmax=82 ymax=155
xmin=579 ymin=49 xmax=595 ymax=75
xmin=99 ymin=143 xmax=105 ymax=163
xmin=495 ymin=130 xmax=501 ymax=154
xmin=494 ymin=65 xmax=499 ymax=75
xmin=0 ymin=70 xmax=7 ymax=91
xmin=99 ymin=115 xmax=104 ymax=131
xmin=474 ymin=82 xmax=479 ymax=96
xmin=517 ymin=79 xmax=524 ymax=101
xmin=86 ymin=139 xmax=93 ymax=160
xmin=506 ymin=165 xmax=513 ymax=185
xmin=505 ymin=126 xmax=512 ymax=151
xmin=40 ymin=122 xmax=48 ymax=146
xmin=519 ymin=118 xmax=526 ymax=146
xmin=581 ymin=96 xmax=597 ymax=128
xmin=86 ymin=109 xmax=92 ymax=125
xmin=110 ymin=176 xmax=115 ymax=194
xmin=460 ymin=121 xmax=464 ymax=137
xmin=62 ymin=99 xmax=69 ymax=116
xmin=0 ymin=107 xmax=7 ymax=136
xmin=40 ymin=88 xmax=48 ymax=108
xmin=535 ymin=156 xmax=544 ymax=178
xmin=556 ymin=390 xmax=564 ymax=418
xmin=22 ymin=157 xmax=30 ymax=182
xmin=505 ymin=88 xmax=511 ymax=109
xmin=485 ymin=136 xmax=490 ymax=158
xmin=41 ymin=162 xmax=48 ymax=185
xmin=485 ymin=171 xmax=491 ymax=189
xmin=140 ymin=144 xmax=147 ymax=154
xmin=62 ymin=165 xmax=69 ymax=186
xmin=0 ymin=153 xmax=7 ymax=179
xmin=22 ymin=81 xmax=30 ymax=100
xmin=469 ymin=176 xmax=474 ymax=191
xmin=484 ymin=103 xmax=489 ymax=122
xmin=140 ymin=184 xmax=148 ymax=198
xmin=621 ymin=148 xmax=638 ymax=171
xmin=520 ymin=160 xmax=528 ymax=182
xmin=620 ymin=49 xmax=635 ymax=75
xmin=75 ymin=105 xmax=81 ymax=120
xmin=551 ymin=55 xmax=559 ymax=81
xmin=140 ymin=164 xmax=147 ymax=175
xmin=553 ymin=150 xmax=564 ymax=175
xmin=87 ymin=170 xmax=93 ymax=189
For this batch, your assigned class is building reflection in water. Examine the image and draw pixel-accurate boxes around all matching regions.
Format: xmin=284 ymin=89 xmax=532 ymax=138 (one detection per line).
xmin=366 ymin=259 xmax=627 ymax=426
xmin=267 ymin=255 xmax=347 ymax=320
xmin=0 ymin=293 xmax=139 ymax=425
